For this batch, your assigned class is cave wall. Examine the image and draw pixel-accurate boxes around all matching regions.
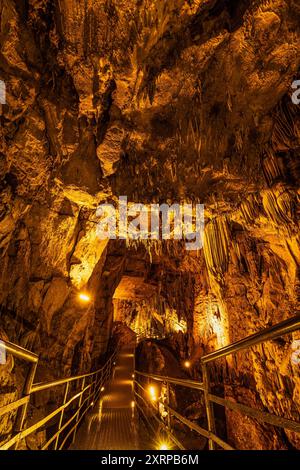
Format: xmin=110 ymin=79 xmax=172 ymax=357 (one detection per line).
xmin=0 ymin=0 xmax=299 ymax=450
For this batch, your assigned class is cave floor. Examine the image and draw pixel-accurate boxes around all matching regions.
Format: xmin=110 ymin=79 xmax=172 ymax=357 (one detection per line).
xmin=71 ymin=344 xmax=147 ymax=450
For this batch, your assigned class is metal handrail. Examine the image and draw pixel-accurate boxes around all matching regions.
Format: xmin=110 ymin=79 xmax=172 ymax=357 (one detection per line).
xmin=31 ymin=367 xmax=102 ymax=393
xmin=134 ymin=386 xmax=186 ymax=450
xmin=202 ymin=315 xmax=300 ymax=363
xmin=2 ymin=314 xmax=300 ymax=450
xmin=134 ymin=315 xmax=300 ymax=450
xmin=0 ymin=340 xmax=38 ymax=363
xmin=136 ymin=370 xmax=204 ymax=391
xmin=0 ymin=338 xmax=116 ymax=450
xmin=134 ymin=378 xmax=234 ymax=450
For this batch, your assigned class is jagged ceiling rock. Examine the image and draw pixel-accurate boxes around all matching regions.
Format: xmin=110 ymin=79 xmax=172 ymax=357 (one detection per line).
xmin=0 ymin=0 xmax=300 ymax=450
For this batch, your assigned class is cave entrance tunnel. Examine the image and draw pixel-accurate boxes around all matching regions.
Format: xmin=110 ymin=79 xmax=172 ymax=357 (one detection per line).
xmin=91 ymin=239 xmax=193 ymax=370
xmin=113 ymin=275 xmax=169 ymax=343
xmin=106 ymin=240 xmax=193 ymax=362
xmin=71 ymin=240 xmax=226 ymax=451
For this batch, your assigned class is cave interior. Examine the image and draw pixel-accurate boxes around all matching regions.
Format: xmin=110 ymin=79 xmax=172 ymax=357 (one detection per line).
xmin=0 ymin=0 xmax=300 ymax=451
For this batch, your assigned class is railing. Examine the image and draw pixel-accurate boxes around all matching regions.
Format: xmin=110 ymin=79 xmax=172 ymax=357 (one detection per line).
xmin=135 ymin=327 xmax=166 ymax=343
xmin=134 ymin=315 xmax=300 ymax=450
xmin=0 ymin=339 xmax=116 ymax=450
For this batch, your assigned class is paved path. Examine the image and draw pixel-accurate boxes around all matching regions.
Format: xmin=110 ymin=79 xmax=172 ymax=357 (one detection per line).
xmin=73 ymin=344 xmax=146 ymax=450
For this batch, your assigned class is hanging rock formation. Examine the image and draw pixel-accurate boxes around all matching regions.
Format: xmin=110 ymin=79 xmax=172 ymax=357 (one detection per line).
xmin=0 ymin=0 xmax=300 ymax=450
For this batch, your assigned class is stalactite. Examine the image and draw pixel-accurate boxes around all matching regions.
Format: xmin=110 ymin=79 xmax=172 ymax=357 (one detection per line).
xmin=203 ymin=216 xmax=231 ymax=285
xmin=262 ymin=187 xmax=297 ymax=235
xmin=272 ymin=98 xmax=299 ymax=152
xmin=240 ymin=194 xmax=261 ymax=226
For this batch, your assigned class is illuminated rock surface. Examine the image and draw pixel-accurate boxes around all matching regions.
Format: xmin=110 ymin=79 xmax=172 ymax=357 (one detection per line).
xmin=0 ymin=0 xmax=299 ymax=449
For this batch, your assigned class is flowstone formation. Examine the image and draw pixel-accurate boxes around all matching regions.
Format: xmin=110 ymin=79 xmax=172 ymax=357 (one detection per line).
xmin=0 ymin=0 xmax=299 ymax=449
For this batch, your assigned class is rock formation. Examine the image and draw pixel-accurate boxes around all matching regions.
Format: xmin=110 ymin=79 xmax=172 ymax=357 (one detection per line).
xmin=0 ymin=0 xmax=299 ymax=450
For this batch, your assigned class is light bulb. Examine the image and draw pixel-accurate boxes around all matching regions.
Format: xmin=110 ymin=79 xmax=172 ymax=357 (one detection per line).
xmin=158 ymin=442 xmax=169 ymax=450
xmin=78 ymin=293 xmax=91 ymax=303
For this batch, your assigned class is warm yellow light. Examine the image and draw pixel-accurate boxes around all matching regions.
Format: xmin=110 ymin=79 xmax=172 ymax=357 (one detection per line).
xmin=184 ymin=360 xmax=191 ymax=369
xmin=132 ymin=373 xmax=135 ymax=379
xmin=131 ymin=401 xmax=135 ymax=408
xmin=78 ymin=293 xmax=91 ymax=303
xmin=148 ymin=385 xmax=158 ymax=401
xmin=158 ymin=442 xmax=169 ymax=450
xmin=173 ymin=319 xmax=187 ymax=334
xmin=90 ymin=401 xmax=94 ymax=407
xmin=101 ymin=386 xmax=105 ymax=392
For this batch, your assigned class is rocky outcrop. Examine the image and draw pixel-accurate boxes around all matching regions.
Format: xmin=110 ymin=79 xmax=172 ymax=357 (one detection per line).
xmin=0 ymin=0 xmax=299 ymax=450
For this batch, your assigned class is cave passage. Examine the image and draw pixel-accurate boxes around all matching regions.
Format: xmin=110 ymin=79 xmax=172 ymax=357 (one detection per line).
xmin=0 ymin=0 xmax=300 ymax=453
xmin=72 ymin=342 xmax=139 ymax=450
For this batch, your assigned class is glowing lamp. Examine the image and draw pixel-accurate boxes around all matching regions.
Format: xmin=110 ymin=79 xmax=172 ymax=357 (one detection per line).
xmin=131 ymin=401 xmax=135 ymax=408
xmin=101 ymin=386 xmax=105 ymax=392
xmin=148 ymin=385 xmax=158 ymax=401
xmin=184 ymin=360 xmax=191 ymax=369
xmin=78 ymin=293 xmax=91 ymax=303
xmin=158 ymin=442 xmax=169 ymax=450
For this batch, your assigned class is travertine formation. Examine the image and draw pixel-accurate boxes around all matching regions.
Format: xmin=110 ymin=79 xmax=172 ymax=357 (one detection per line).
xmin=0 ymin=0 xmax=299 ymax=449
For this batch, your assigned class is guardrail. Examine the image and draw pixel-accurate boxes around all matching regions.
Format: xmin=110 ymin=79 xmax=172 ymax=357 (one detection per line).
xmin=135 ymin=327 xmax=166 ymax=343
xmin=0 ymin=340 xmax=116 ymax=450
xmin=134 ymin=315 xmax=300 ymax=450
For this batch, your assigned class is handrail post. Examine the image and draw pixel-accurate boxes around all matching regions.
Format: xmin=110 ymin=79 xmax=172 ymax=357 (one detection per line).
xmin=98 ymin=369 xmax=104 ymax=401
xmin=93 ymin=371 xmax=99 ymax=403
xmin=99 ymin=367 xmax=103 ymax=389
xmin=107 ymin=357 xmax=111 ymax=382
xmin=54 ymin=382 xmax=69 ymax=450
xmin=72 ymin=377 xmax=85 ymax=444
xmin=88 ymin=374 xmax=95 ymax=407
xmin=87 ymin=373 xmax=95 ymax=409
xmin=166 ymin=382 xmax=171 ymax=431
xmin=14 ymin=361 xmax=38 ymax=449
xmin=202 ymin=363 xmax=216 ymax=450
